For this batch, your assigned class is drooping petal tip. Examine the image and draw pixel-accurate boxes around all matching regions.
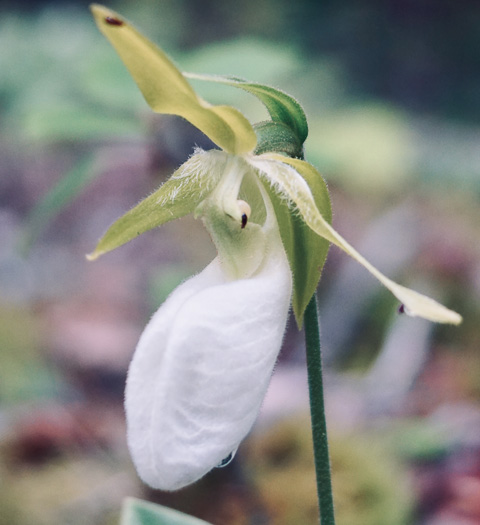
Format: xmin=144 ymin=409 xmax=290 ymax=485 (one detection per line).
xmin=85 ymin=251 xmax=98 ymax=262
xmin=251 ymin=153 xmax=462 ymax=326
xmin=394 ymin=285 xmax=462 ymax=325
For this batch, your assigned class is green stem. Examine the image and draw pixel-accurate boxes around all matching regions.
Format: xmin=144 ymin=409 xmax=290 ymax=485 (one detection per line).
xmin=304 ymin=294 xmax=336 ymax=525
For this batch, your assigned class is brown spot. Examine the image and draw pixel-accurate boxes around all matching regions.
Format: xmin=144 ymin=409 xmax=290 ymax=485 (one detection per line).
xmin=105 ymin=16 xmax=123 ymax=26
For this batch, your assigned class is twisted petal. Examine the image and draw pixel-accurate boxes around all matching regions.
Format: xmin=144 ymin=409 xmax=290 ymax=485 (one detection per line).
xmin=90 ymin=5 xmax=256 ymax=154
xmin=125 ymin=241 xmax=292 ymax=490
xmin=250 ymin=153 xmax=462 ymax=325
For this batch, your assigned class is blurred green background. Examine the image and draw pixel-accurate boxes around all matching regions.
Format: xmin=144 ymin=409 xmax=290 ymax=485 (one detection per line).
xmin=1 ymin=1 xmax=479 ymax=524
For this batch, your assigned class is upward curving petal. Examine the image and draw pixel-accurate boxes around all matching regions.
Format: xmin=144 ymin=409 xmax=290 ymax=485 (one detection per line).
xmin=90 ymin=5 xmax=256 ymax=154
xmin=250 ymin=153 xmax=462 ymax=325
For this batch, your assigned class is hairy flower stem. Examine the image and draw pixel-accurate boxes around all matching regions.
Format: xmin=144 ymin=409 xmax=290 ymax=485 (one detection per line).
xmin=304 ymin=295 xmax=336 ymax=525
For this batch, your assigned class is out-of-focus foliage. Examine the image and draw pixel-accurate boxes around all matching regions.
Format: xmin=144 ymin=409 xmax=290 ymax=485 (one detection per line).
xmin=247 ymin=418 xmax=412 ymax=525
xmin=0 ymin=454 xmax=128 ymax=525
xmin=0 ymin=305 xmax=62 ymax=403
xmin=0 ymin=8 xmax=144 ymax=142
xmin=120 ymin=498 xmax=213 ymax=525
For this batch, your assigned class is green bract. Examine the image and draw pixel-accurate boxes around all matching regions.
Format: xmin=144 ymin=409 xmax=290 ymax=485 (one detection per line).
xmin=89 ymin=4 xmax=462 ymax=327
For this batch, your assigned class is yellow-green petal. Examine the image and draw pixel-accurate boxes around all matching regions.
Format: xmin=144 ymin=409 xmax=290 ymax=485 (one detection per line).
xmin=256 ymin=159 xmax=331 ymax=326
xmin=87 ymin=151 xmax=226 ymax=260
xmin=253 ymin=153 xmax=462 ymax=325
xmin=90 ymin=5 xmax=257 ymax=154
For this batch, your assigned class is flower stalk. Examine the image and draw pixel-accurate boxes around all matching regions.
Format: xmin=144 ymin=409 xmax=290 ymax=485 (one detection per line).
xmin=305 ymin=294 xmax=336 ymax=525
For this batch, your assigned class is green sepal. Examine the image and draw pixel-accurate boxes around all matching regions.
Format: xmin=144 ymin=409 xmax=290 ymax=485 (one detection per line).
xmin=261 ymin=158 xmax=331 ymax=327
xmin=90 ymin=5 xmax=256 ymax=154
xmin=87 ymin=152 xmax=223 ymax=260
xmin=120 ymin=497 xmax=213 ymax=525
xmin=185 ymin=72 xmax=308 ymax=145
xmin=253 ymin=121 xmax=303 ymax=158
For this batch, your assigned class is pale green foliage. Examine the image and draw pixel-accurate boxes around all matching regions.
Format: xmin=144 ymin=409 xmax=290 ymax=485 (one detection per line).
xmin=121 ymin=498 xmax=213 ymax=525
xmin=87 ymin=150 xmax=225 ymax=260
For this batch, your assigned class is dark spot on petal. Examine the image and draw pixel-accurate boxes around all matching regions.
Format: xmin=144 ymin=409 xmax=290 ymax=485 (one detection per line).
xmin=398 ymin=304 xmax=405 ymax=314
xmin=105 ymin=16 xmax=123 ymax=26
xmin=241 ymin=214 xmax=248 ymax=229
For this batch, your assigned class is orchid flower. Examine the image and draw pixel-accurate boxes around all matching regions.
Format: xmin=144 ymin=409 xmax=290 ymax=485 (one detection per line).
xmin=89 ymin=5 xmax=462 ymax=491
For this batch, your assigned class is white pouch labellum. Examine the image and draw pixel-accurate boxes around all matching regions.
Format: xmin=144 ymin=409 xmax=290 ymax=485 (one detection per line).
xmin=125 ymin=175 xmax=292 ymax=490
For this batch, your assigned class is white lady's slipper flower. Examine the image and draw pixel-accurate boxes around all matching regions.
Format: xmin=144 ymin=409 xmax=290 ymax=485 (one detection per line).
xmin=89 ymin=4 xmax=462 ymax=491
xmin=126 ymin=160 xmax=292 ymax=489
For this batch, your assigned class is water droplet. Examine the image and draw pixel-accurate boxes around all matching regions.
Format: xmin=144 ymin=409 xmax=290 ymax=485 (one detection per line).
xmin=216 ymin=450 xmax=236 ymax=468
xmin=105 ymin=16 xmax=123 ymax=26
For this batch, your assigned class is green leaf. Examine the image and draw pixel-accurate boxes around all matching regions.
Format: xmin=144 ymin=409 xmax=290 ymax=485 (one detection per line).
xmin=260 ymin=157 xmax=331 ymax=327
xmin=120 ymin=498 xmax=213 ymax=525
xmin=186 ymin=72 xmax=308 ymax=145
xmin=21 ymin=154 xmax=98 ymax=252
xmin=90 ymin=5 xmax=256 ymax=154
xmin=88 ymin=151 xmax=225 ymax=260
